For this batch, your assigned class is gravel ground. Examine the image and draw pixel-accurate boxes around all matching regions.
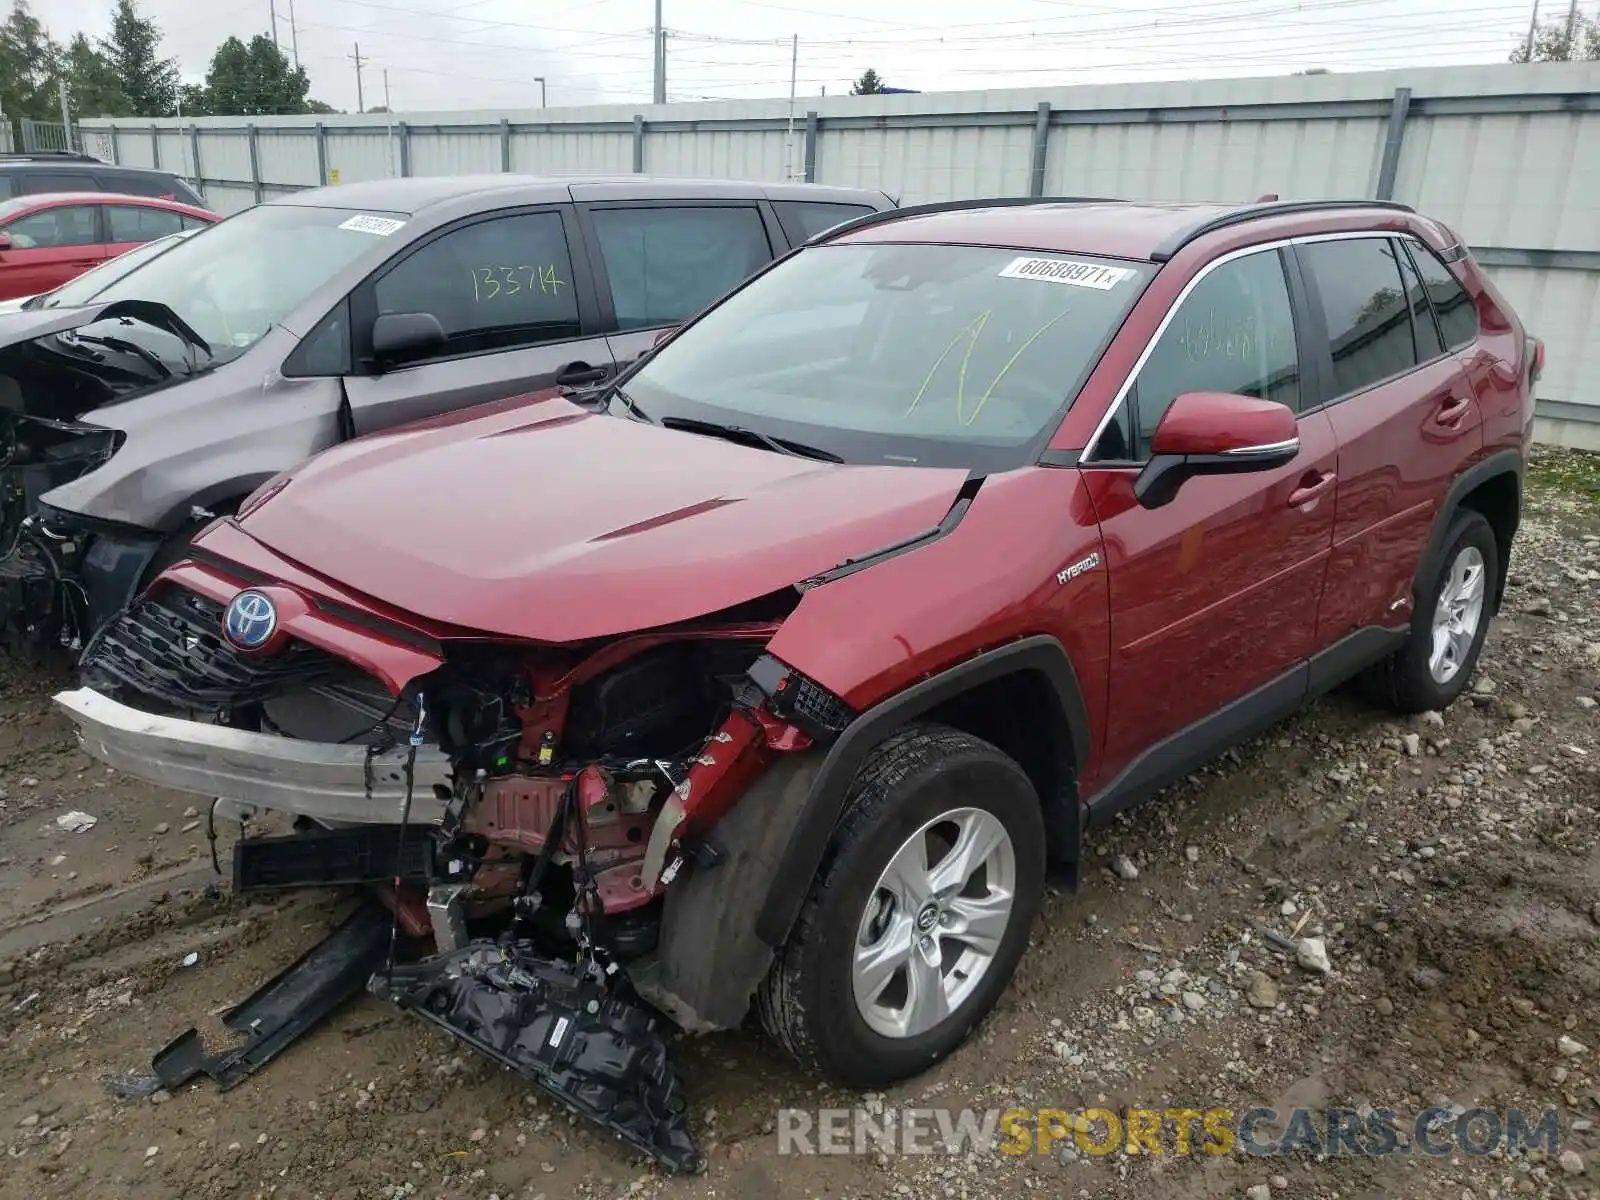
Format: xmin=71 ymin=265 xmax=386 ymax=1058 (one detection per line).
xmin=0 ymin=446 xmax=1596 ymax=1200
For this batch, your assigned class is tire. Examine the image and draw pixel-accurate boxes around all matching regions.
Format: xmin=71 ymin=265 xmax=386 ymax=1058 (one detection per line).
xmin=757 ymin=723 xmax=1045 ymax=1088
xmin=1360 ymin=509 xmax=1498 ymax=714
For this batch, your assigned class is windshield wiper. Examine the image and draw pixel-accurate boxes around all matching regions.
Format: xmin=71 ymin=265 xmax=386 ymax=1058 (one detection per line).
xmin=659 ymin=416 xmax=843 ymax=463
xmin=67 ymin=333 xmax=172 ymax=379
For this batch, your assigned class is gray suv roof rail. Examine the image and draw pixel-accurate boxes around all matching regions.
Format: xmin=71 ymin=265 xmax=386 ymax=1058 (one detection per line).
xmin=809 ymin=195 xmax=1121 ymax=245
xmin=1149 ymin=198 xmax=1416 ymax=262
xmin=0 ymin=150 xmax=103 ymax=163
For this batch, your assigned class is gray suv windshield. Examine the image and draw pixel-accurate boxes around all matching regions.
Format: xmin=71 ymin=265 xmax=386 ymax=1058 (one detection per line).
xmin=618 ymin=242 xmax=1151 ymax=470
xmin=91 ymin=204 xmax=404 ymax=362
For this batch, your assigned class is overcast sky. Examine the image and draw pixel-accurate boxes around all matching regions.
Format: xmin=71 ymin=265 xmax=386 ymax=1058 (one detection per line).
xmin=28 ymin=0 xmax=1545 ymax=113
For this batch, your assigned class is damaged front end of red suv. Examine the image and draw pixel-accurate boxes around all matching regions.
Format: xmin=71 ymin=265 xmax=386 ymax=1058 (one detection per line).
xmin=51 ymin=391 xmax=978 ymax=1172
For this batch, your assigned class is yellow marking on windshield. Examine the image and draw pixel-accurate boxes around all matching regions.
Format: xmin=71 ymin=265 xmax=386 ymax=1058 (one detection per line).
xmin=906 ymin=307 xmax=1074 ymax=426
xmin=905 ymin=310 xmax=992 ymax=420
xmin=963 ymin=307 xmax=1074 ymax=425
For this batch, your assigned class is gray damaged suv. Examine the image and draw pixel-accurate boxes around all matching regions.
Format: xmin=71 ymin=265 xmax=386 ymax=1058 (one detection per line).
xmin=0 ymin=175 xmax=894 ymax=655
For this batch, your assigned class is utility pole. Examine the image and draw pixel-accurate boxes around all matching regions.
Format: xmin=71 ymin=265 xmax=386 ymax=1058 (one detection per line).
xmin=289 ymin=0 xmax=300 ymax=70
xmin=785 ymin=34 xmax=797 ymax=180
xmin=57 ymin=76 xmax=72 ymax=151
xmin=269 ymin=0 xmax=278 ymax=49
xmin=350 ymin=42 xmax=367 ymax=114
xmin=535 ymin=76 xmax=546 ymax=108
xmin=1524 ymin=0 xmax=1541 ymax=59
xmin=1565 ymin=0 xmax=1580 ymax=54
xmin=383 ymin=68 xmax=392 ymax=111
xmin=652 ymin=0 xmax=665 ymax=105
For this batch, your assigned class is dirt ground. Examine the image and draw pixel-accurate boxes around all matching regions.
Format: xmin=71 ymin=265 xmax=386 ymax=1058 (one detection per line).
xmin=1 ymin=447 xmax=1596 ymax=1200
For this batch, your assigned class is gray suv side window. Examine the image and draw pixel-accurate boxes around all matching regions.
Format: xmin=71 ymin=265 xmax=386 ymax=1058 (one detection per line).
xmin=591 ymin=205 xmax=772 ymax=330
xmin=372 ymin=211 xmax=581 ymax=362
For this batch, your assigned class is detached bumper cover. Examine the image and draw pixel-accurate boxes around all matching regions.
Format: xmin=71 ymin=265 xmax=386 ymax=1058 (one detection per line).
xmin=53 ymin=686 xmax=453 ymax=825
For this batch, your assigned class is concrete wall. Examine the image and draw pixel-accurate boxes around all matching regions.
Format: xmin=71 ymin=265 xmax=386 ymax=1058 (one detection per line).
xmin=78 ymin=61 xmax=1600 ymax=444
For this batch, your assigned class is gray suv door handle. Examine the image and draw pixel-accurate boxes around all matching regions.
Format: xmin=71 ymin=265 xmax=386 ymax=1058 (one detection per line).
xmin=555 ymin=363 xmax=608 ymax=387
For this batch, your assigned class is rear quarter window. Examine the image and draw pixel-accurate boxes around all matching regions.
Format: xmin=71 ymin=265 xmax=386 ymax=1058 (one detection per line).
xmin=1408 ymin=242 xmax=1478 ymax=351
xmin=774 ymin=200 xmax=879 ymax=244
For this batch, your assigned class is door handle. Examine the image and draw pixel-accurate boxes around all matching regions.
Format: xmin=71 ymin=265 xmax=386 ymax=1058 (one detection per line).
xmin=1437 ymin=395 xmax=1473 ymax=428
xmin=555 ymin=363 xmax=608 ymax=387
xmin=1288 ymin=470 xmax=1337 ymax=508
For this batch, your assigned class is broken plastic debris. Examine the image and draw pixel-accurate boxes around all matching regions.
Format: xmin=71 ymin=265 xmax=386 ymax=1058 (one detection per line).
xmin=105 ymin=1072 xmax=166 ymax=1099
xmin=181 ymin=952 xmax=200 ymax=968
xmin=55 ymin=811 xmax=97 ymax=833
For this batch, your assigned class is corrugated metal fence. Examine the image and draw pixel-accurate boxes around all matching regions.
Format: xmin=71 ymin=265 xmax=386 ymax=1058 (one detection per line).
xmin=78 ymin=62 xmax=1600 ymax=446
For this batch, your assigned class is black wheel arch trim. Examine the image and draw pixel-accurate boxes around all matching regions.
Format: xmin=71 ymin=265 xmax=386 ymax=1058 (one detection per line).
xmin=751 ymin=634 xmax=1092 ymax=948
xmin=1415 ymin=448 xmax=1523 ymax=609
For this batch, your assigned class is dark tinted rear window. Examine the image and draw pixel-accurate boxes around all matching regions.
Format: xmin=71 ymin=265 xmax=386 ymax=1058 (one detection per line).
xmin=1299 ymin=237 xmax=1416 ymax=398
xmin=21 ymin=170 xmax=98 ymax=193
xmin=109 ymin=171 xmax=190 ymax=201
xmin=1409 ymin=242 xmax=1477 ymax=350
xmin=775 ymin=200 xmax=878 ymax=243
xmin=1396 ymin=240 xmax=1444 ymax=360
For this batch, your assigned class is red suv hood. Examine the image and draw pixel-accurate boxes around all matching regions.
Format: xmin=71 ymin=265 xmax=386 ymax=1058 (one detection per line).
xmin=237 ymin=395 xmax=969 ymax=643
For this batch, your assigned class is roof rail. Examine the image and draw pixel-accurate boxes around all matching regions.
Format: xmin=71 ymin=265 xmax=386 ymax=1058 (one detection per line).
xmin=0 ymin=150 xmax=103 ymax=163
xmin=1149 ymin=198 xmax=1416 ymax=262
xmin=810 ymin=194 xmax=1121 ymax=245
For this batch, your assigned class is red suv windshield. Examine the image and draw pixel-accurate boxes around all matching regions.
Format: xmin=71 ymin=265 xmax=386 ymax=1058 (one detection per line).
xmin=620 ymin=242 xmax=1152 ymax=470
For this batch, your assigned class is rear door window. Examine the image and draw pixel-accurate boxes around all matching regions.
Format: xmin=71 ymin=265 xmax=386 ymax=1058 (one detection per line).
xmin=106 ymin=204 xmax=186 ymax=243
xmin=773 ymin=200 xmax=877 ymax=244
xmin=1 ymin=204 xmax=102 ymax=248
xmin=1407 ymin=242 xmax=1477 ymax=350
xmin=1297 ymin=237 xmax=1416 ymax=399
xmin=370 ymin=209 xmax=581 ymax=364
xmin=20 ymin=171 xmax=99 ymax=194
xmin=590 ymin=205 xmax=773 ymax=330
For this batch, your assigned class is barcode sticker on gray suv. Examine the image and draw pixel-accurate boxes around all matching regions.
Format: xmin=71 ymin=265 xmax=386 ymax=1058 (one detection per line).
xmin=998 ymin=256 xmax=1132 ymax=289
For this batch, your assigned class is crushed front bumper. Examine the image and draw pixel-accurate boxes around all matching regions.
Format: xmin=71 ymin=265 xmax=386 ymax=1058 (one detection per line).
xmin=54 ymin=686 xmax=453 ymax=825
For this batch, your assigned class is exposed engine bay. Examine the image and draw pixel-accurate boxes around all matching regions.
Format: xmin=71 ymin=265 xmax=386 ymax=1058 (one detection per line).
xmin=74 ymin=579 xmax=852 ymax=1171
xmin=0 ymin=303 xmax=209 ymax=656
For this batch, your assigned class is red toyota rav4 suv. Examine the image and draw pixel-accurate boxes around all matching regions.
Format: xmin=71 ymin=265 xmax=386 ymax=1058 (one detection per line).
xmin=59 ymin=197 xmax=1536 ymax=1170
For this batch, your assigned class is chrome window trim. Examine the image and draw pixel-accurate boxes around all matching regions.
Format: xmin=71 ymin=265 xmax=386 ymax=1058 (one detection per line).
xmin=1080 ymin=229 xmax=1436 ymax=463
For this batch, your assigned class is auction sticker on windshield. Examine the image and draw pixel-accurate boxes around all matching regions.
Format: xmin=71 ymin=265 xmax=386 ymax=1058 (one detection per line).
xmin=998 ymin=256 xmax=1132 ymax=290
xmin=338 ymin=214 xmax=407 ymax=236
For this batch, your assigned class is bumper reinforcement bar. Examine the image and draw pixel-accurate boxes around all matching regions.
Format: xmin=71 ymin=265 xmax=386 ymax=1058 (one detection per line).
xmin=54 ymin=686 xmax=453 ymax=825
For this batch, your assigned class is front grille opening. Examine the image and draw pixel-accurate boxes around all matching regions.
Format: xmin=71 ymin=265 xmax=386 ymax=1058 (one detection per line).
xmin=82 ymin=584 xmax=345 ymax=713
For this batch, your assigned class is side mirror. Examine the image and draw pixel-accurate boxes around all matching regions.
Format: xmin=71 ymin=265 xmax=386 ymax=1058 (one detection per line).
xmin=0 ymin=232 xmax=11 ymax=252
xmin=1135 ymin=391 xmax=1300 ymax=509
xmin=371 ymin=312 xmax=446 ymax=364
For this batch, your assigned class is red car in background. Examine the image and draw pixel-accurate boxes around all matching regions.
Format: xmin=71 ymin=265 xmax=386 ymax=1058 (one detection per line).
xmin=0 ymin=192 xmax=216 ymax=302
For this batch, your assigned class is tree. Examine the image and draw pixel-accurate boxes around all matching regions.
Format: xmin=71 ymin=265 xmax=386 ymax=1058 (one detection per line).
xmin=191 ymin=34 xmax=314 ymax=116
xmin=850 ymin=68 xmax=883 ymax=95
xmin=65 ymin=32 xmax=132 ymax=117
xmin=1510 ymin=8 xmax=1600 ymax=61
xmin=366 ymin=104 xmax=390 ymax=114
xmin=0 ymin=0 xmax=64 ymax=132
xmin=97 ymin=0 xmax=178 ymax=115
